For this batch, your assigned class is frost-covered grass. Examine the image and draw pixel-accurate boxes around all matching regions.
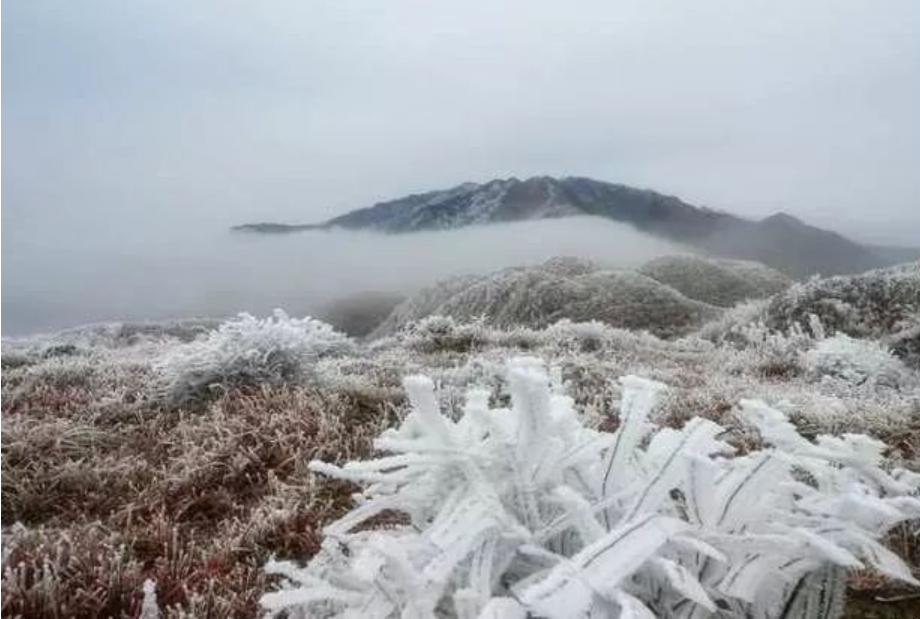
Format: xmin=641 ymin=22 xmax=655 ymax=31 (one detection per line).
xmin=2 ymin=287 xmax=919 ymax=617
xmin=2 ymin=379 xmax=395 ymax=617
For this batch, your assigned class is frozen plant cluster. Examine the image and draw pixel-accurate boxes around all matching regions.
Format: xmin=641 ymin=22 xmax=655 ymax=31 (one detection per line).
xmin=765 ymin=263 xmax=920 ymax=340
xmin=732 ymin=320 xmax=814 ymax=370
xmin=803 ymin=333 xmax=918 ymax=392
xmin=262 ymin=358 xmax=920 ymax=619
xmin=153 ymin=310 xmax=352 ymax=406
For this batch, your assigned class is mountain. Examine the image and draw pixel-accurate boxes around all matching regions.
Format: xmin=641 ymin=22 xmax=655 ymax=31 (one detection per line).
xmin=233 ymin=176 xmax=916 ymax=277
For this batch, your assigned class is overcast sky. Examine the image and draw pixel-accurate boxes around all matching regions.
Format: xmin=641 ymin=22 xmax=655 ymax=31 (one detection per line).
xmin=4 ymin=0 xmax=919 ymax=244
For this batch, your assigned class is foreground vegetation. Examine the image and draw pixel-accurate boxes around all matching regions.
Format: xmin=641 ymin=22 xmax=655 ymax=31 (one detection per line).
xmin=2 ymin=263 xmax=918 ymax=617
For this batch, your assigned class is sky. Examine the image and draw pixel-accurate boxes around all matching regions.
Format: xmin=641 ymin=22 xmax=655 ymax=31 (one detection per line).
xmin=3 ymin=0 xmax=920 ymax=245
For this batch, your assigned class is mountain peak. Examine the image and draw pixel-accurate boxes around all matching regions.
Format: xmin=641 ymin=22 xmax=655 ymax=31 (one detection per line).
xmin=233 ymin=175 xmax=913 ymax=277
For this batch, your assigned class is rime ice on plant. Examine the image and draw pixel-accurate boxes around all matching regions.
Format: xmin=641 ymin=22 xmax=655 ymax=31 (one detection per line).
xmin=262 ymin=358 xmax=920 ymax=619
xmin=153 ymin=309 xmax=352 ymax=406
xmin=803 ymin=333 xmax=917 ymax=392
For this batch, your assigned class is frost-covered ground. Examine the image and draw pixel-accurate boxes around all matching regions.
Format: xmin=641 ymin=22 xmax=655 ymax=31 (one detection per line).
xmin=2 ymin=264 xmax=919 ymax=617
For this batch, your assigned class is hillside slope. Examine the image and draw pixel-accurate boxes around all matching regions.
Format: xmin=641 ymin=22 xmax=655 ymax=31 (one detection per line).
xmin=639 ymin=255 xmax=790 ymax=307
xmin=372 ymin=256 xmax=723 ymax=338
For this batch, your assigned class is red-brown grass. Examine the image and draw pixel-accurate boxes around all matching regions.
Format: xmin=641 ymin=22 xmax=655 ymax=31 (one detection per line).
xmin=2 ymin=357 xmax=397 ymax=618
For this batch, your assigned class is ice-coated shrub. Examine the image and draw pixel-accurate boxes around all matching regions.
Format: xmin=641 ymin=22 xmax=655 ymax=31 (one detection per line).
xmin=261 ymin=358 xmax=920 ymax=619
xmin=723 ymin=320 xmax=814 ymax=378
xmin=697 ymin=299 xmax=770 ymax=343
xmin=153 ymin=310 xmax=352 ymax=407
xmin=399 ymin=315 xmax=490 ymax=353
xmin=803 ymin=333 xmax=917 ymax=391
xmin=765 ymin=263 xmax=920 ymax=339
xmin=543 ymin=319 xmax=612 ymax=352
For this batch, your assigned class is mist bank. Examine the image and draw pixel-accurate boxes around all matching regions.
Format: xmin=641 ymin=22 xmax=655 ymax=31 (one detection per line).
xmin=2 ymin=217 xmax=688 ymax=336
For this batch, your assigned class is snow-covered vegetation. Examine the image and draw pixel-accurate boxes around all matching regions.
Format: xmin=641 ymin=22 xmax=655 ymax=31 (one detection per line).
xmin=803 ymin=334 xmax=918 ymax=393
xmin=374 ymin=257 xmax=721 ymax=339
xmin=2 ymin=261 xmax=918 ymax=618
xmin=639 ymin=255 xmax=790 ymax=307
xmin=152 ymin=310 xmax=353 ymax=407
xmin=263 ymin=358 xmax=918 ymax=619
xmin=765 ymin=263 xmax=920 ymax=341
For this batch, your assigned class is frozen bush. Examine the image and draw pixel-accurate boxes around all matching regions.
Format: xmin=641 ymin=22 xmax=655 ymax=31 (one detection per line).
xmin=766 ymin=263 xmax=920 ymax=338
xmin=695 ymin=299 xmax=770 ymax=344
xmin=726 ymin=320 xmax=814 ymax=378
xmin=400 ymin=315 xmax=489 ymax=353
xmin=262 ymin=358 xmax=919 ymax=618
xmin=544 ymin=319 xmax=612 ymax=352
xmin=803 ymin=333 xmax=918 ymax=392
xmin=153 ymin=310 xmax=352 ymax=407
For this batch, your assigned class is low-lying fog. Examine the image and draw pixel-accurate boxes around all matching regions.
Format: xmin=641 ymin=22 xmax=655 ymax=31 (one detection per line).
xmin=2 ymin=217 xmax=689 ymax=336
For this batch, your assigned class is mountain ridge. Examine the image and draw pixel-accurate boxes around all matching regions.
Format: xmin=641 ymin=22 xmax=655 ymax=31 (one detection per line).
xmin=233 ymin=176 xmax=916 ymax=277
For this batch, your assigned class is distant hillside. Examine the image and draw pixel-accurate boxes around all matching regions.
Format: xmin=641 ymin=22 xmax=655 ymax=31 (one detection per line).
xmin=234 ymin=176 xmax=916 ymax=277
xmin=638 ymin=255 xmax=790 ymax=307
xmin=372 ymin=256 xmax=723 ymax=339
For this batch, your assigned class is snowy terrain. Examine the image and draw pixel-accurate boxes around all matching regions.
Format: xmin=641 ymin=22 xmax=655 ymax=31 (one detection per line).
xmin=373 ymin=256 xmax=789 ymax=338
xmin=2 ymin=261 xmax=918 ymax=617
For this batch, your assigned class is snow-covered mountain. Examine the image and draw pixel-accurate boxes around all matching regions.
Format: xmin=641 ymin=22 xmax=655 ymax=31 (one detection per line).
xmin=234 ymin=176 xmax=916 ymax=277
xmin=236 ymin=176 xmax=717 ymax=234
